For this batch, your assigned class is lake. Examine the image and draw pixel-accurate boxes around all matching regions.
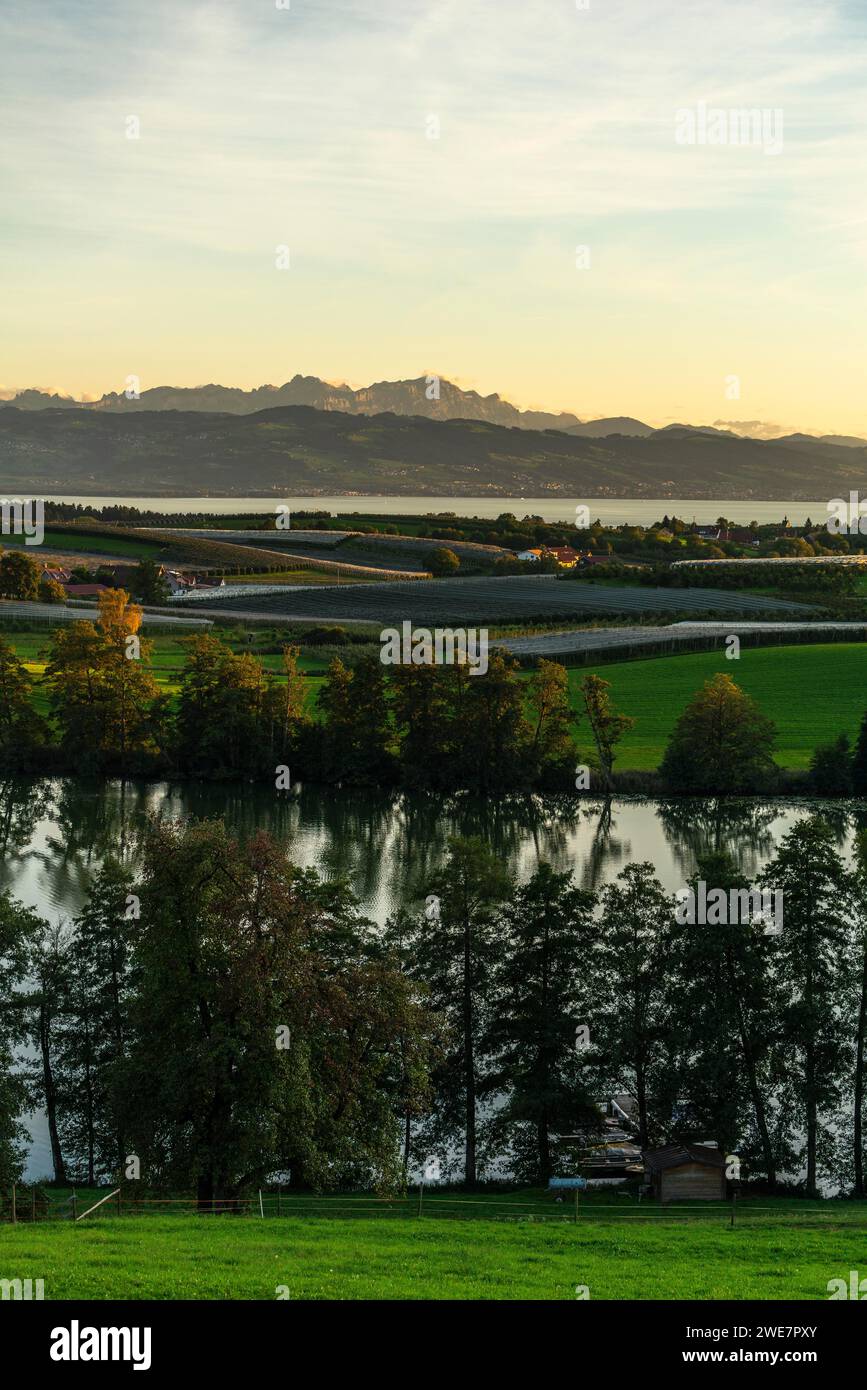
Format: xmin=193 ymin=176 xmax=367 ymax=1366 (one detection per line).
xmin=43 ymin=495 xmax=827 ymax=528
xmin=2 ymin=778 xmax=859 ymax=1179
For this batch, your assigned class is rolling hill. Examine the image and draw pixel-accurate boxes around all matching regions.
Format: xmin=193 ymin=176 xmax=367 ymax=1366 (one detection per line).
xmin=1 ymin=403 xmax=865 ymax=499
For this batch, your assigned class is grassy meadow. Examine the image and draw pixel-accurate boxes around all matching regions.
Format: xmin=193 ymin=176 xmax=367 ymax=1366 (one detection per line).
xmin=574 ymin=642 xmax=867 ymax=771
xmin=4 ymin=1193 xmax=866 ymax=1300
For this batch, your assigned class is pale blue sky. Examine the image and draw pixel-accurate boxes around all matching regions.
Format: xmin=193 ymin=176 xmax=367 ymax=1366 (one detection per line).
xmin=2 ymin=0 xmax=867 ymax=431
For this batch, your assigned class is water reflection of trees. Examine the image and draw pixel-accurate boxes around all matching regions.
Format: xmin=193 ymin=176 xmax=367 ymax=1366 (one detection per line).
xmin=387 ymin=791 xmax=586 ymax=906
xmin=816 ymin=800 xmax=860 ymax=846
xmin=7 ymin=778 xmax=865 ymax=929
xmin=30 ymin=778 xmax=151 ymax=914
xmin=576 ymin=796 xmax=634 ymax=893
xmin=656 ymin=799 xmax=788 ymax=880
xmin=0 ymin=778 xmax=55 ymax=859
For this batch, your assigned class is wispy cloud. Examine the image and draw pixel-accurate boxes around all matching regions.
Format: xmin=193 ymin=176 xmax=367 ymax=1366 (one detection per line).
xmin=1 ymin=0 xmax=866 ymax=431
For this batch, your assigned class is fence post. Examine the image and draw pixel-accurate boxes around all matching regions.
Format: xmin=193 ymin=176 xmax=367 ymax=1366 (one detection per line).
xmin=730 ymin=1191 xmax=737 ymax=1227
xmin=574 ymin=1187 xmax=580 ymax=1224
xmin=417 ymin=1181 xmax=424 ymax=1217
xmin=277 ymin=1188 xmax=282 ymax=1218
xmin=31 ymin=1186 xmax=36 ymax=1222
xmin=71 ymin=1190 xmax=77 ymax=1222
xmin=11 ymin=1184 xmax=16 ymax=1225
xmin=259 ymin=1189 xmax=265 ymax=1219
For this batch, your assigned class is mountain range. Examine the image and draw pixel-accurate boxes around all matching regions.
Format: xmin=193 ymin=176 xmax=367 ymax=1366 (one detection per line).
xmin=2 ymin=400 xmax=866 ymax=500
xmin=3 ymin=375 xmax=863 ymax=448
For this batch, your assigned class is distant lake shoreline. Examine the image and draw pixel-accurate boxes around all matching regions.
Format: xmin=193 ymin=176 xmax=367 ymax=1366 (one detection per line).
xmin=42 ymin=494 xmax=828 ymax=527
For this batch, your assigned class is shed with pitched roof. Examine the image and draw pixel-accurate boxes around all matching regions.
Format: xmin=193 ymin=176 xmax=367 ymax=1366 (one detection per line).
xmin=643 ymin=1143 xmax=726 ymax=1202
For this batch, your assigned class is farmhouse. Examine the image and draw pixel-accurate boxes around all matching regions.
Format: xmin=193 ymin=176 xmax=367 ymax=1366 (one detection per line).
xmin=164 ymin=569 xmax=193 ymax=596
xmin=643 ymin=1143 xmax=727 ymax=1201
xmin=546 ymin=546 xmax=579 ymax=567
xmin=516 ymin=547 xmax=580 ymax=568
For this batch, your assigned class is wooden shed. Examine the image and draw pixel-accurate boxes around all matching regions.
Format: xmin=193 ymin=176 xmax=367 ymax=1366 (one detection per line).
xmin=643 ymin=1143 xmax=727 ymax=1202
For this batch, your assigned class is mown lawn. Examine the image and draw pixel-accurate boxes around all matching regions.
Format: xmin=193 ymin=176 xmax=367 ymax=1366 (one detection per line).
xmin=4 ymin=1194 xmax=866 ymax=1299
xmin=571 ymin=643 xmax=867 ymax=770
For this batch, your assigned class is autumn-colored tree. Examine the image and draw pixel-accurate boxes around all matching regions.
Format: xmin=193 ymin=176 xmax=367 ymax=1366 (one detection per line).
xmin=38 ymin=576 xmax=67 ymax=605
xmin=45 ymin=591 xmax=165 ymax=772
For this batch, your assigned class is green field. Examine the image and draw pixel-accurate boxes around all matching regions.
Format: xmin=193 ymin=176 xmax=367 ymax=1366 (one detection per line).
xmin=4 ymin=1194 xmax=866 ymax=1299
xmin=3 ymin=530 xmax=162 ymax=560
xmin=574 ymin=642 xmax=867 ymax=771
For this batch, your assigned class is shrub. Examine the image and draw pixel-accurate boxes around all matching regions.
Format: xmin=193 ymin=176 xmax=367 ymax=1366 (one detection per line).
xmin=429 ymin=547 xmax=461 ymax=577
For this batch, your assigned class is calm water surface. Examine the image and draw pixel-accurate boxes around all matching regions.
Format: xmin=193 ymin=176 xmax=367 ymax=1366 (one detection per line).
xmin=42 ymin=495 xmax=824 ymax=528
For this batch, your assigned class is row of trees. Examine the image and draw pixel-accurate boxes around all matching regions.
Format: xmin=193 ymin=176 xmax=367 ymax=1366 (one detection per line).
xmin=2 ymin=815 xmax=865 ymax=1198
xmin=0 ymin=591 xmax=630 ymax=788
xmin=2 ymin=591 xmax=864 ymax=796
xmin=391 ymin=819 xmax=867 ymax=1196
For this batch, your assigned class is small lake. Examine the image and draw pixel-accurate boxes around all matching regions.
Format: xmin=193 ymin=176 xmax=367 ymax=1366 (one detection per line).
xmin=3 ymin=779 xmax=860 ymax=1178
xmin=42 ymin=495 xmax=825 ymax=528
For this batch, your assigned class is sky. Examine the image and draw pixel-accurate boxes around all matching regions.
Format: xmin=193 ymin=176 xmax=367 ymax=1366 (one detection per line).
xmin=2 ymin=0 xmax=867 ymax=433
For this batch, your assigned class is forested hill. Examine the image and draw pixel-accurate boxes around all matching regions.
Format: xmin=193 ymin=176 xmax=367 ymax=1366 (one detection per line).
xmin=1 ymin=403 xmax=864 ymax=499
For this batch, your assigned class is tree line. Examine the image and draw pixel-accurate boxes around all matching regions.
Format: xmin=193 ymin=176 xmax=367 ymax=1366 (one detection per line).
xmin=2 ymin=814 xmax=866 ymax=1200
xmin=0 ymin=591 xmax=623 ymax=789
xmin=1 ymin=591 xmax=864 ymax=795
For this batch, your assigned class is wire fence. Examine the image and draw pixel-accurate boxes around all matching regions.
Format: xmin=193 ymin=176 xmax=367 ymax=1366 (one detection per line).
xmin=3 ymin=1185 xmax=864 ymax=1228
